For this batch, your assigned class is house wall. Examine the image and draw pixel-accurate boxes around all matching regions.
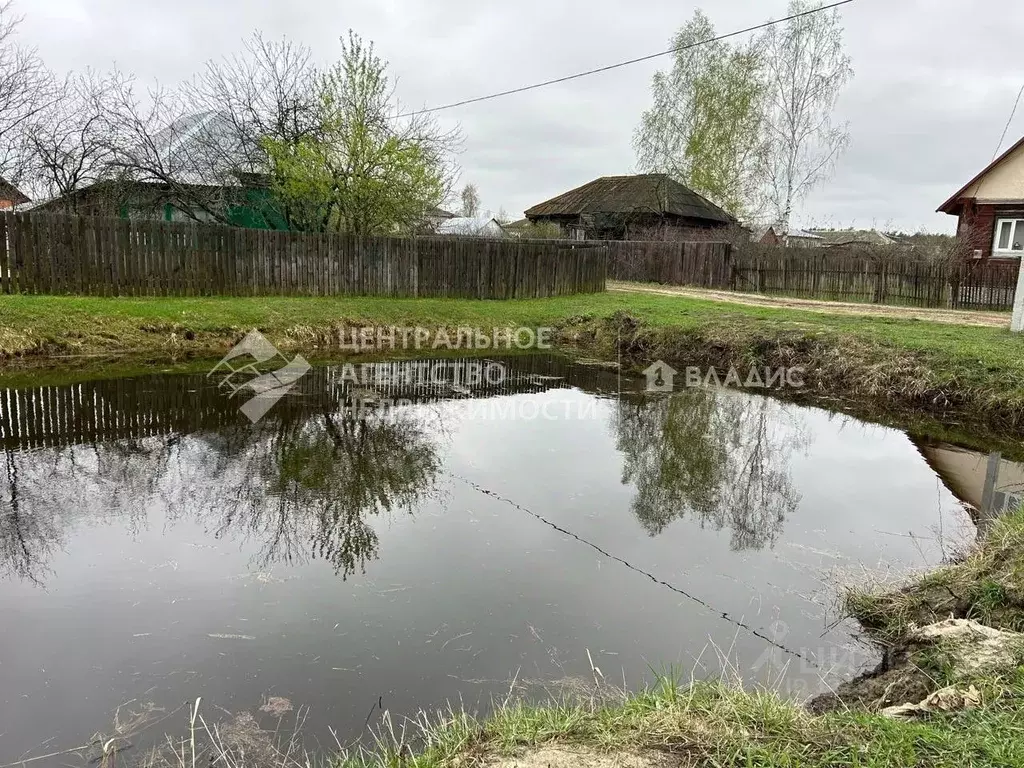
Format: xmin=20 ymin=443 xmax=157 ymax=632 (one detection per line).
xmin=527 ymin=213 xmax=727 ymax=241
xmin=958 ymin=201 xmax=1024 ymax=260
xmin=961 ymin=141 xmax=1024 ymax=201
xmin=919 ymin=443 xmax=1024 ymax=516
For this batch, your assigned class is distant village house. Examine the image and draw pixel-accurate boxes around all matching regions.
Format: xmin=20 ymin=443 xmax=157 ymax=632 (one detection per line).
xmin=423 ymin=207 xmax=455 ymax=231
xmin=757 ymin=226 xmax=823 ymax=248
xmin=434 ymin=216 xmax=508 ymax=238
xmin=0 ymin=178 xmax=29 ymax=210
xmin=524 ymin=174 xmax=735 ymax=241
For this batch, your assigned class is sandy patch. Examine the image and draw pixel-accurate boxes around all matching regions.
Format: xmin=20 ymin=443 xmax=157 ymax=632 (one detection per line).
xmin=610 ymin=282 xmax=1012 ymax=328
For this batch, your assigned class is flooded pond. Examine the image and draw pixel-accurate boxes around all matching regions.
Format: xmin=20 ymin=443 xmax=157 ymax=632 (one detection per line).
xmin=0 ymin=355 xmax=1018 ymax=762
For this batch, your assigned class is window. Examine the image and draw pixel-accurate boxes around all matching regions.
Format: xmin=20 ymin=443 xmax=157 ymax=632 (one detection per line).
xmin=993 ymin=218 xmax=1024 ymax=255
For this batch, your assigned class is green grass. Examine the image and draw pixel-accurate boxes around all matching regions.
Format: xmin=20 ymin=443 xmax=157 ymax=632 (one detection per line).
xmin=2 ymin=290 xmax=1024 ymax=433
xmin=846 ymin=507 xmax=1024 ymax=642
xmin=329 ymin=673 xmax=1024 ymax=768
xmin=0 ymin=291 xmax=1021 ymax=372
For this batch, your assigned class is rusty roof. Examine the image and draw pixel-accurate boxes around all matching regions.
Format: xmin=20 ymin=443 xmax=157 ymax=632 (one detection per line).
xmin=0 ymin=177 xmax=29 ymax=205
xmin=524 ymin=174 xmax=734 ymax=224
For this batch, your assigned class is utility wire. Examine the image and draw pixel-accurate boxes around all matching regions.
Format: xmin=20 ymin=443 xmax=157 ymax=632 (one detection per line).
xmin=993 ymin=82 xmax=1024 ymax=159
xmin=450 ymin=473 xmax=820 ymax=669
xmin=396 ymin=0 xmax=856 ymax=119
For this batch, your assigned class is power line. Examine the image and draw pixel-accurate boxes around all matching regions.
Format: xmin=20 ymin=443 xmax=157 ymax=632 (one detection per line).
xmin=396 ymin=0 xmax=856 ymax=119
xmin=449 ymin=473 xmax=821 ymax=668
xmin=993 ymin=82 xmax=1024 ymax=159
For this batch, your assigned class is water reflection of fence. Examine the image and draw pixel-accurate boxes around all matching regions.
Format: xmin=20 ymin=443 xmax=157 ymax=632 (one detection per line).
xmin=0 ymin=356 xmax=621 ymax=452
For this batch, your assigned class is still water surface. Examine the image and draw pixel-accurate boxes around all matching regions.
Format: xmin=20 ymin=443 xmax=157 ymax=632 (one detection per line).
xmin=0 ymin=355 xmax=1010 ymax=761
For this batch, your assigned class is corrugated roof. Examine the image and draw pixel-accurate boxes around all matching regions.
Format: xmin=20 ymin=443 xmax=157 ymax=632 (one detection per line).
xmin=787 ymin=229 xmax=823 ymax=240
xmin=148 ymin=111 xmax=249 ymax=186
xmin=524 ymin=174 xmax=735 ymax=224
xmin=810 ymin=229 xmax=896 ymax=247
xmin=435 ymin=217 xmax=507 ymax=237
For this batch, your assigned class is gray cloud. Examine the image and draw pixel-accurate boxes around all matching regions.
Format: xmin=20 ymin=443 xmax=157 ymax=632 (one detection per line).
xmin=19 ymin=0 xmax=1024 ymax=231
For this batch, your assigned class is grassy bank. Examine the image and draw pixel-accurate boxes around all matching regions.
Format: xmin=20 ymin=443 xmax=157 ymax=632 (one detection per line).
xmin=846 ymin=507 xmax=1024 ymax=643
xmin=3 ymin=291 xmax=1024 ymax=434
xmin=326 ymin=673 xmax=1024 ymax=768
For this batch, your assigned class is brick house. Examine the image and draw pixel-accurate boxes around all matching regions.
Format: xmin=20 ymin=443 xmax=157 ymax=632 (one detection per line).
xmin=939 ymin=134 xmax=1024 ymax=261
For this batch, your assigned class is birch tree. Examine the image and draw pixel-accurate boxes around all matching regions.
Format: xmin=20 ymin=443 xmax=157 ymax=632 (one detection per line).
xmin=634 ymin=10 xmax=766 ymax=220
xmin=460 ymin=182 xmax=480 ymax=217
xmin=263 ymin=31 xmax=459 ymax=234
xmin=760 ymin=0 xmax=853 ymax=230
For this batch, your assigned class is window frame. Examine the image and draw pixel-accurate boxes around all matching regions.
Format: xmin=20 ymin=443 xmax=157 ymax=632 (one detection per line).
xmin=992 ymin=218 xmax=1024 ymax=256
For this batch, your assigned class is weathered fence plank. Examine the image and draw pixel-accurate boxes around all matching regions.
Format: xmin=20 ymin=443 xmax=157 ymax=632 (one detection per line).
xmin=607 ymin=236 xmax=1017 ymax=312
xmin=0 ymin=213 xmax=608 ymax=299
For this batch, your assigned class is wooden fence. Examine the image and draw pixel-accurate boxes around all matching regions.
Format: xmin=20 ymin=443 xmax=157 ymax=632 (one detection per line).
xmin=607 ymin=240 xmax=734 ymax=288
xmin=0 ymin=213 xmax=607 ymax=299
xmin=731 ymin=247 xmax=1020 ymax=311
xmin=607 ymin=238 xmax=1019 ymax=312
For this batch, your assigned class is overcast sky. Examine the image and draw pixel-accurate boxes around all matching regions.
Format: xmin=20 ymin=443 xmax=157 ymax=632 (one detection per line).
xmin=19 ymin=0 xmax=1024 ymax=233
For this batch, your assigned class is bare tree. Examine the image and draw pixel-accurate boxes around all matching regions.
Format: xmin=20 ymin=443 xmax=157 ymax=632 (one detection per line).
xmin=183 ymin=33 xmax=323 ymax=174
xmin=461 ymin=183 xmax=480 ymax=217
xmin=99 ymin=72 xmax=233 ymax=221
xmin=94 ymin=34 xmax=324 ymax=225
xmin=760 ymin=0 xmax=853 ymax=231
xmin=24 ymin=69 xmax=117 ymax=203
xmin=0 ymin=1 xmax=56 ymax=186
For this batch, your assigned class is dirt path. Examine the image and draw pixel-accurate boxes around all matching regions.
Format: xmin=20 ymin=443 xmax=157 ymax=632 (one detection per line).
xmin=609 ymin=281 xmax=1013 ymax=328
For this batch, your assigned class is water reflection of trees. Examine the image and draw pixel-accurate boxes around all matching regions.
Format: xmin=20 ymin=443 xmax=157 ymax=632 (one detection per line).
xmin=614 ymin=389 xmax=809 ymax=550
xmin=0 ymin=408 xmax=441 ymax=585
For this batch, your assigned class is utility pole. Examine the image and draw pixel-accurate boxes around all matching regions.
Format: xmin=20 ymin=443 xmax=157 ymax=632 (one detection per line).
xmin=978 ymin=451 xmax=1003 ymax=539
xmin=1012 ymin=257 xmax=1024 ymax=331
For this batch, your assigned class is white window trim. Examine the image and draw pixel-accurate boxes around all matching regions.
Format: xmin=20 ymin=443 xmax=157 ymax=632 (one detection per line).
xmin=993 ymin=218 xmax=1024 ymax=256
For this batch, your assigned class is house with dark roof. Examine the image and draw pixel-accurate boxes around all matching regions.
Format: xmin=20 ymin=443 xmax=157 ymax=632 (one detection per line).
xmin=0 ymin=178 xmax=30 ymax=210
xmin=524 ymin=174 xmax=735 ymax=241
xmin=939 ymin=133 xmax=1024 ymax=261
